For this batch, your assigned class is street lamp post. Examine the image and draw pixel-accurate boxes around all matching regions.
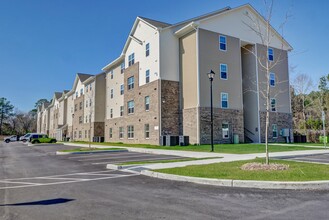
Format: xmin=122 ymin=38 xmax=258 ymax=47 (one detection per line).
xmin=207 ymin=70 xmax=215 ymax=152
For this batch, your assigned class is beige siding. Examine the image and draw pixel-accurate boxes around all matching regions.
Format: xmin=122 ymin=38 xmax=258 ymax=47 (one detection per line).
xmin=198 ymin=28 xmax=243 ymax=110
xmin=95 ymin=73 xmax=106 ymax=122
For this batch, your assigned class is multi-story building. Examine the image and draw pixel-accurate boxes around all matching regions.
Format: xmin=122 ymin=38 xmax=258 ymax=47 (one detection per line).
xmin=37 ymin=4 xmax=292 ymax=145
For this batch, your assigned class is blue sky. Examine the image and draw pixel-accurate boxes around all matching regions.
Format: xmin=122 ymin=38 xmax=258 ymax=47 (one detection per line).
xmin=0 ymin=0 xmax=327 ymax=112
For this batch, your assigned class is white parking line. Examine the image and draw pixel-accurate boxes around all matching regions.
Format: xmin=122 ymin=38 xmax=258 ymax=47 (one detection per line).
xmin=68 ymin=152 xmax=146 ymax=159
xmin=91 ymin=156 xmax=186 ymax=165
xmin=78 ymin=154 xmax=177 ymax=162
xmin=0 ymin=181 xmax=42 ymax=185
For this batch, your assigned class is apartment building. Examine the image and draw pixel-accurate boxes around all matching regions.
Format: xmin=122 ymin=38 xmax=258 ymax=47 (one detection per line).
xmin=37 ymin=4 xmax=292 ymax=145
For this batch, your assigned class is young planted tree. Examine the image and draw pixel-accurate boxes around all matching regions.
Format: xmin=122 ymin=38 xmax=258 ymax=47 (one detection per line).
xmin=0 ymin=97 xmax=14 ymax=135
xmin=243 ymin=0 xmax=290 ymax=164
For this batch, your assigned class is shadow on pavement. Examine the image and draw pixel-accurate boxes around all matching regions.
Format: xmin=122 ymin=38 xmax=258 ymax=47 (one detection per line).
xmin=0 ymin=198 xmax=74 ymax=206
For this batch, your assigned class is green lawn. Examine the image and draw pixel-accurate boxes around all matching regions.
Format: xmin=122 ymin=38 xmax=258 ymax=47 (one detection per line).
xmin=70 ymin=141 xmax=323 ymax=154
xmin=60 ymin=147 xmax=125 ymax=153
xmin=156 ymin=158 xmax=329 ymax=181
xmin=118 ymin=157 xmax=221 ymax=165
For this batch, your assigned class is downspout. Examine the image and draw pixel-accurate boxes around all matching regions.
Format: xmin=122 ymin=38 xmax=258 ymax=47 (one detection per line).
xmin=196 ymin=27 xmax=200 ymax=144
xmin=255 ymin=44 xmax=261 ymax=143
xmin=158 ymin=29 xmax=162 ymax=145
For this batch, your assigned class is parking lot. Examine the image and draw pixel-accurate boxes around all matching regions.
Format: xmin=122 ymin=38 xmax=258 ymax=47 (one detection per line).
xmin=278 ymin=153 xmax=329 ymax=164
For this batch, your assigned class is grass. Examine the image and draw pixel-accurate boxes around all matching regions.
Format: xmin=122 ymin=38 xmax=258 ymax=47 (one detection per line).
xmin=60 ymin=147 xmax=125 ymax=153
xmin=118 ymin=157 xmax=221 ymax=165
xmin=156 ymin=158 xmax=329 ymax=181
xmin=70 ymin=141 xmax=324 ymax=154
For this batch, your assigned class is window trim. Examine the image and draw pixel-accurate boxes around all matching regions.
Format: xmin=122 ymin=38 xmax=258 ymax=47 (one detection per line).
xmin=145 ymin=124 xmax=150 ymax=139
xmin=271 ymin=98 xmax=276 ymax=112
xmin=221 ymin=92 xmax=229 ymax=109
xmin=222 ymin=122 xmax=230 ymax=139
xmin=128 ymin=76 xmax=134 ymax=90
xmin=146 ymin=69 xmax=150 ymax=83
xmin=272 ymin=124 xmax=278 ymax=138
xmin=145 ymin=96 xmax=150 ymax=111
xmin=120 ymin=84 xmax=124 ymax=95
xmin=220 ymin=63 xmax=228 ymax=80
xmin=268 ymin=48 xmax=274 ymax=61
xmin=270 ymin=72 xmax=275 ymax=87
xmin=146 ymin=43 xmax=150 ymax=57
xmin=127 ymin=125 xmax=134 ymax=139
xmin=127 ymin=100 xmax=134 ymax=114
xmin=219 ymin=35 xmax=227 ymax=51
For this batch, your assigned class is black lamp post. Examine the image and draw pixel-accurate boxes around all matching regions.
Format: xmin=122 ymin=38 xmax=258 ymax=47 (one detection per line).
xmin=207 ymin=70 xmax=215 ymax=152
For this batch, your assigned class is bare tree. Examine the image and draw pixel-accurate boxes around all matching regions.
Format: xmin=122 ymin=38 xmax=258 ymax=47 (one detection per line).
xmin=242 ymin=0 xmax=290 ymax=164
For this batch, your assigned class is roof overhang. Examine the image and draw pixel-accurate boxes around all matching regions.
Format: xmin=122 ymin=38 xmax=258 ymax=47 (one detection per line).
xmin=174 ymin=22 xmax=199 ymax=38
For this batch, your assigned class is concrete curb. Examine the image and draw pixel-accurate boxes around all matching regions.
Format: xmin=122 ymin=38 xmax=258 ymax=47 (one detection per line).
xmin=56 ymin=149 xmax=128 ymax=155
xmin=141 ymin=170 xmax=329 ymax=190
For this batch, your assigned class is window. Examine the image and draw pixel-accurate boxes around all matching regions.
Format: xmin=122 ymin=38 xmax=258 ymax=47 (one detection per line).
xmin=86 ymin=100 xmax=88 ymax=108
xmin=109 ymin=128 xmax=113 ymax=139
xmin=86 ymin=86 xmax=88 ymax=93
xmin=222 ymin=123 xmax=229 ymax=139
xmin=110 ymin=89 xmax=114 ymax=99
xmin=119 ymin=127 xmax=124 ymax=139
xmin=110 ymin=108 xmax=113 ymax=118
xmin=219 ymin=35 xmax=226 ymax=51
xmin=120 ymin=84 xmax=124 ymax=95
xmin=76 ymin=92 xmax=78 ymax=98
xmin=128 ymin=100 xmax=134 ymax=114
xmin=221 ymin=93 xmax=228 ymax=109
xmin=90 ymin=84 xmax=92 ymax=91
xmin=110 ymin=70 xmax=113 ymax=79
xmin=79 ymin=131 xmax=82 ymax=138
xmin=145 ymin=96 xmax=150 ymax=111
xmin=128 ymin=53 xmax=135 ymax=66
xmin=270 ymin=73 xmax=275 ymax=87
xmin=89 ymin=114 xmax=91 ymax=123
xmin=80 ymin=88 xmax=83 ymax=96
xmin=79 ymin=102 xmax=82 ymax=110
xmin=146 ymin=69 xmax=150 ymax=83
xmin=128 ymin=76 xmax=134 ymax=90
xmin=127 ymin=125 xmax=134 ymax=139
xmin=74 ymin=104 xmax=77 ymax=112
xmin=79 ymin=116 xmax=82 ymax=124
xmin=268 ymin=48 xmax=274 ymax=61
xmin=85 ymin=116 xmax=88 ymax=123
xmin=121 ymin=62 xmax=125 ymax=74
xmin=89 ymin=99 xmax=92 ymax=107
xmin=272 ymin=124 xmax=278 ymax=138
xmin=120 ymin=106 xmax=124 ymax=117
xmin=145 ymin=124 xmax=150 ymax=139
xmin=146 ymin=43 xmax=150 ymax=57
xmin=271 ymin=98 xmax=276 ymax=111
xmin=220 ymin=64 xmax=228 ymax=80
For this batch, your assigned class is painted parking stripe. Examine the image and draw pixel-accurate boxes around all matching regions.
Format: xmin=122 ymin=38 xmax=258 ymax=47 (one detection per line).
xmin=0 ymin=174 xmax=139 ymax=190
xmin=0 ymin=181 xmax=42 ymax=185
xmin=91 ymin=156 xmax=187 ymax=165
xmin=78 ymin=154 xmax=179 ymax=162
xmin=68 ymin=152 xmax=147 ymax=159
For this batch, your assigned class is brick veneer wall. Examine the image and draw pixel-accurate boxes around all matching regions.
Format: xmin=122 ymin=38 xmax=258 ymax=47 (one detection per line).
xmin=259 ymin=111 xmax=293 ymax=143
xmin=182 ymin=108 xmax=198 ymax=144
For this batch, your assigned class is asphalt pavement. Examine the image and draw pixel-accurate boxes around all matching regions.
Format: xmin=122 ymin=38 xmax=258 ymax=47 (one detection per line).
xmin=1 ymin=141 xmax=329 ymax=220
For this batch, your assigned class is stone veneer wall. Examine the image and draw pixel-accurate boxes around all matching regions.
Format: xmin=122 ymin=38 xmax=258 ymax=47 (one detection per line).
xmin=199 ymin=107 xmax=244 ymax=144
xmin=104 ymin=62 xmax=160 ymax=145
xmin=259 ymin=111 xmax=293 ymax=143
xmin=161 ymin=80 xmax=180 ymax=136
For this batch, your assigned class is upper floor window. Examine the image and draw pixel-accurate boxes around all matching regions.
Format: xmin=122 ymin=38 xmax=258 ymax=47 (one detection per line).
xmin=128 ymin=100 xmax=134 ymax=114
xmin=128 ymin=53 xmax=135 ymax=66
xmin=79 ymin=102 xmax=82 ymax=110
xmin=110 ymin=108 xmax=113 ymax=118
xmin=120 ymin=106 xmax=124 ymax=117
xmin=145 ymin=124 xmax=150 ymax=139
xmin=110 ymin=70 xmax=114 ymax=79
xmin=268 ymin=48 xmax=274 ymax=61
xmin=220 ymin=64 xmax=228 ymax=80
xmin=128 ymin=76 xmax=134 ymax=90
xmin=272 ymin=124 xmax=278 ymax=138
xmin=270 ymin=73 xmax=275 ymax=87
xmin=75 ymin=92 xmax=78 ymax=98
xmin=89 ymin=99 xmax=92 ymax=107
xmin=271 ymin=98 xmax=276 ymax=111
xmin=79 ymin=116 xmax=83 ymax=124
xmin=146 ymin=43 xmax=150 ymax=57
xmin=145 ymin=96 xmax=150 ymax=111
xmin=90 ymin=84 xmax=92 ymax=91
xmin=219 ymin=35 xmax=226 ymax=51
xmin=110 ymin=89 xmax=114 ymax=99
xmin=120 ymin=84 xmax=124 ymax=95
xmin=121 ymin=62 xmax=125 ymax=74
xmin=86 ymin=86 xmax=88 ymax=93
xmin=221 ymin=92 xmax=228 ymax=109
xmin=80 ymin=88 xmax=83 ymax=96
xmin=146 ymin=70 xmax=150 ymax=83
xmin=74 ymin=104 xmax=77 ymax=112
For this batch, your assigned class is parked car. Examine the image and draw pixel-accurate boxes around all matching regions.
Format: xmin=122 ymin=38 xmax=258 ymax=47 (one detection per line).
xmin=4 ymin=135 xmax=18 ymax=143
xmin=20 ymin=133 xmax=35 ymax=142
xmin=30 ymin=134 xmax=56 ymax=144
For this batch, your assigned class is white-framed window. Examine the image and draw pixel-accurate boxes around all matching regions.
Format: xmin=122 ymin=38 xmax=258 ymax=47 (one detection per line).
xmin=270 ymin=73 xmax=275 ymax=87
xmin=80 ymin=88 xmax=83 ymax=96
xmin=109 ymin=128 xmax=112 ymax=139
xmin=79 ymin=102 xmax=82 ymax=110
xmin=79 ymin=116 xmax=82 ymax=124
xmin=110 ymin=89 xmax=114 ymax=99
xmin=120 ymin=84 xmax=124 ymax=95
xmin=272 ymin=124 xmax=278 ymax=138
xmin=110 ymin=70 xmax=114 ymax=79
xmin=271 ymin=98 xmax=276 ymax=111
xmin=120 ymin=106 xmax=123 ymax=117
xmin=85 ymin=116 xmax=88 ymax=123
xmin=146 ymin=69 xmax=150 ymax=83
xmin=268 ymin=48 xmax=274 ymax=61
xmin=127 ymin=125 xmax=134 ymax=139
xmin=221 ymin=93 xmax=229 ymax=109
xmin=128 ymin=100 xmax=134 ymax=114
xmin=79 ymin=131 xmax=82 ymax=138
xmin=222 ymin=123 xmax=229 ymax=139
xmin=89 ymin=114 xmax=91 ymax=123
xmin=86 ymin=86 xmax=88 ymax=92
xmin=145 ymin=96 xmax=150 ymax=111
xmin=75 ymin=92 xmax=78 ymax=98
xmin=86 ymin=100 xmax=88 ymax=108
xmin=146 ymin=43 xmax=150 ymax=57
xmin=128 ymin=76 xmax=134 ymax=90
xmin=119 ymin=127 xmax=124 ymax=139
xmin=90 ymin=84 xmax=92 ymax=91
xmin=121 ymin=62 xmax=125 ymax=74
xmin=89 ymin=99 xmax=92 ymax=107
xmin=220 ymin=64 xmax=228 ymax=80
xmin=110 ymin=108 xmax=113 ymax=118
xmin=145 ymin=124 xmax=150 ymax=139
xmin=219 ymin=35 xmax=227 ymax=51
xmin=128 ymin=53 xmax=135 ymax=66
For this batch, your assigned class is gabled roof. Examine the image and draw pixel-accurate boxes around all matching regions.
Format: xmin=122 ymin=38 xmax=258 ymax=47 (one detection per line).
xmin=77 ymin=73 xmax=94 ymax=83
xmin=54 ymin=92 xmax=62 ymax=100
xmin=138 ymin=16 xmax=171 ymax=28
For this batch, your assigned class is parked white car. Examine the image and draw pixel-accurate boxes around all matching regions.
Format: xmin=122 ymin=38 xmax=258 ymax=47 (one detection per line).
xmin=4 ymin=135 xmax=18 ymax=143
xmin=20 ymin=133 xmax=35 ymax=142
